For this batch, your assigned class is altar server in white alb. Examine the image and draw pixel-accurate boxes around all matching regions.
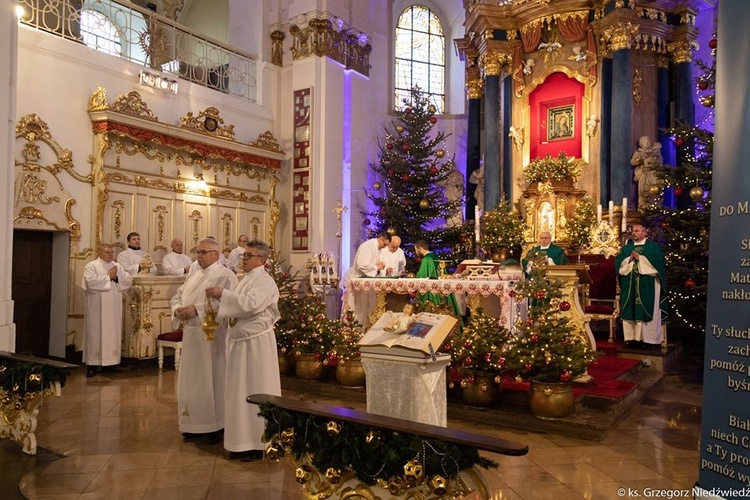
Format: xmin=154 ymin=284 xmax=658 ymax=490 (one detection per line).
xmin=226 ymin=234 xmax=249 ymax=273
xmin=206 ymin=239 xmax=280 ymax=461
xmin=117 ymin=232 xmax=157 ymax=276
xmin=378 ymin=235 xmax=406 ymax=277
xmin=170 ymin=238 xmax=238 ymax=442
xmin=162 ymin=237 xmax=193 ymax=276
xmin=343 ymin=231 xmax=391 ymax=326
xmin=82 ymin=244 xmax=133 ymax=377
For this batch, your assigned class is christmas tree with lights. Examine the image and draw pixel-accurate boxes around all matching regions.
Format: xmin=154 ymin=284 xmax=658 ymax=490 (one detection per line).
xmin=364 ymin=87 xmax=472 ymax=271
xmin=642 ymin=33 xmax=716 ymax=354
xmin=505 ymin=265 xmax=596 ymax=383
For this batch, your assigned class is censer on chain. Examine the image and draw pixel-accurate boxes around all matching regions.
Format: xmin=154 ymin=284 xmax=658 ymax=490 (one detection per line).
xmin=202 ymin=292 xmax=219 ymax=341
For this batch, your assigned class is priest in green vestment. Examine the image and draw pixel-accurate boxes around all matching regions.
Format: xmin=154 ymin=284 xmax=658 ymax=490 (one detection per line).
xmin=615 ymin=224 xmax=669 ymax=348
xmin=414 ymin=240 xmax=460 ymax=316
xmin=522 ymin=231 xmax=568 ymax=277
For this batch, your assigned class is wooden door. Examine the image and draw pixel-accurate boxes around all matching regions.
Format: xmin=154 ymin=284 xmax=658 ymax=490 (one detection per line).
xmin=12 ymin=230 xmax=53 ymax=356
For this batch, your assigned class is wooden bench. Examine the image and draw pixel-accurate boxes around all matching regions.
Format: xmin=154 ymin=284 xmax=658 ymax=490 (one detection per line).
xmin=0 ymin=351 xmax=77 ymax=454
xmin=248 ymin=393 xmax=528 ymax=456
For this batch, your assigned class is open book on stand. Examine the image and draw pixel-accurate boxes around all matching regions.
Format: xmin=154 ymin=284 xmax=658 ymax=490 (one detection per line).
xmin=358 ymin=312 xmax=458 ymax=358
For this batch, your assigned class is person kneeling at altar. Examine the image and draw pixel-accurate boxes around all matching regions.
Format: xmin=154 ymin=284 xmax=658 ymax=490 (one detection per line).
xmin=522 ymin=231 xmax=567 ymax=277
xmin=384 ymin=303 xmax=415 ymax=334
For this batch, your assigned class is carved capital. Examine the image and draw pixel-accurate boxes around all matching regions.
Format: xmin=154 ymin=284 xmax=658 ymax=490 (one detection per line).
xmin=601 ymin=22 xmax=639 ymax=51
xmin=465 ymin=80 xmax=484 ymax=100
xmin=479 ymin=50 xmax=511 ymax=77
xmin=271 ymin=30 xmax=285 ymax=66
xmin=667 ymin=39 xmax=699 ymax=64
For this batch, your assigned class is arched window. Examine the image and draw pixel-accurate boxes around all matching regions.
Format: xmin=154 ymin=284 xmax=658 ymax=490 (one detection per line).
xmin=80 ymin=10 xmax=122 ymax=56
xmin=395 ymin=5 xmax=445 ymax=113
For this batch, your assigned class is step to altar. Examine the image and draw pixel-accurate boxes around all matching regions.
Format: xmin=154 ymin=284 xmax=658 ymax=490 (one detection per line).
xmin=615 ymin=343 xmax=682 ymax=374
xmin=280 ymin=362 xmax=664 ymax=441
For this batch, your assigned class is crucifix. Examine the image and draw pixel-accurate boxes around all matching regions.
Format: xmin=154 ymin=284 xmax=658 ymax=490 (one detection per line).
xmin=333 ymin=200 xmax=348 ymax=237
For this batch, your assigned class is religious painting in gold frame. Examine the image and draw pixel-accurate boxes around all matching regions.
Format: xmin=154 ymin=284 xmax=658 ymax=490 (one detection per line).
xmin=547 ymin=105 xmax=574 ymax=142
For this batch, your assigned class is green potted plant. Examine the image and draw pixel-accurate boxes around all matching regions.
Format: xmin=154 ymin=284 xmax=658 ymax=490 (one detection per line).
xmin=331 ymin=311 xmax=366 ymax=386
xmin=505 ymin=267 xmax=597 ymax=419
xmin=523 ymin=152 xmax=581 ymax=186
xmin=446 ymin=309 xmax=512 ymax=407
xmin=479 ymin=197 xmax=528 ymax=262
xmin=290 ymin=295 xmax=337 ymax=380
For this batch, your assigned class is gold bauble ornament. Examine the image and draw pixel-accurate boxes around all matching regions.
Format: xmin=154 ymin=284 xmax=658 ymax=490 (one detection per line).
xmin=494 ymin=375 xmax=502 ymax=384
xmin=365 ymin=430 xmax=382 ymax=447
xmin=295 ymin=466 xmax=313 ymax=484
xmin=460 ymin=379 xmax=468 ymax=389
xmin=372 ymin=181 xmax=382 ymax=190
xmin=690 ymin=186 xmax=704 ymax=201
xmin=280 ymin=427 xmax=296 ymax=447
xmin=325 ymin=467 xmax=343 ymax=484
xmin=386 ymin=476 xmax=407 ymax=496
xmin=326 ymin=420 xmax=342 ymax=435
xmin=428 ymin=104 xmax=437 ymax=113
xmin=387 ymin=227 xmax=396 ymax=235
xmin=396 ymin=124 xmax=405 ymax=133
xmin=648 ymin=184 xmax=661 ymax=196
xmin=1 ymin=395 xmax=10 ymax=405
xmin=264 ymin=441 xmax=283 ymax=460
xmin=435 ymin=149 xmax=446 ymax=158
xmin=29 ymin=373 xmax=42 ymax=384
xmin=448 ymin=381 xmax=455 ymax=389
xmin=430 ymin=475 xmax=448 ymax=495
xmin=403 ymin=459 xmax=424 ymax=485
xmin=419 ymin=199 xmax=429 ymax=209
xmin=480 ymin=382 xmax=490 ymax=393
xmin=406 ymin=272 xmax=416 ymax=278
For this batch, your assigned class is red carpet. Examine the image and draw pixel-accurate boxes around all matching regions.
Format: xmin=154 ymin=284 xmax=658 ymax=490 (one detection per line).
xmin=500 ymin=353 xmax=640 ymax=401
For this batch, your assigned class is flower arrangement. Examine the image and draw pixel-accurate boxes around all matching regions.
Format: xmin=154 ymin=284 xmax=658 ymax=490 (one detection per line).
xmin=566 ymin=196 xmax=597 ymax=247
xmin=505 ymin=267 xmax=596 ymax=383
xmin=445 ymin=308 xmax=511 ymax=383
xmin=523 ymin=152 xmax=581 ymax=184
xmin=479 ymin=197 xmax=528 ymax=251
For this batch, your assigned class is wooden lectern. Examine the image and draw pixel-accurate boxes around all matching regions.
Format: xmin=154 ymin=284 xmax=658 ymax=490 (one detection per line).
xmin=543 ymin=264 xmax=596 ymax=351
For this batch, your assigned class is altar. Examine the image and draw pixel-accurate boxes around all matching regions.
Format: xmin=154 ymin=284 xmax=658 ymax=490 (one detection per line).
xmin=349 ymin=272 xmax=523 ymax=328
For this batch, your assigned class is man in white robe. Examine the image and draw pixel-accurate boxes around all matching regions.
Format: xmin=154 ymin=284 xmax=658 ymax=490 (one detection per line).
xmin=378 ymin=235 xmax=406 ymax=277
xmin=207 ymin=240 xmax=280 ymax=461
xmin=170 ymin=238 xmax=238 ymax=442
xmin=226 ymin=234 xmax=249 ymax=273
xmin=343 ymin=232 xmax=390 ymax=326
xmin=117 ymin=232 xmax=157 ymax=276
xmin=82 ymin=244 xmax=132 ymax=377
xmin=162 ymin=238 xmax=193 ymax=276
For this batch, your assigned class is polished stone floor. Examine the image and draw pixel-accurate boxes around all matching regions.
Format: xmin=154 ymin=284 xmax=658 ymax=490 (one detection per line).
xmin=2 ymin=364 xmax=703 ymax=499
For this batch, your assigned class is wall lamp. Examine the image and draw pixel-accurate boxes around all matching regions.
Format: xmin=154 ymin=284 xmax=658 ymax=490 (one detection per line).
xmin=139 ymin=69 xmax=179 ymax=94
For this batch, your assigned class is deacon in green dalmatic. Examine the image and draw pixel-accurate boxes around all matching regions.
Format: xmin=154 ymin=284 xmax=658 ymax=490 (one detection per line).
xmin=615 ymin=224 xmax=669 ymax=349
xmin=414 ymin=240 xmax=460 ymax=316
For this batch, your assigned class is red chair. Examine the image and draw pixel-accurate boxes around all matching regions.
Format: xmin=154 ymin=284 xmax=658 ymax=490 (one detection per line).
xmin=157 ymin=328 xmax=183 ymax=371
xmin=580 ymin=254 xmax=620 ymax=343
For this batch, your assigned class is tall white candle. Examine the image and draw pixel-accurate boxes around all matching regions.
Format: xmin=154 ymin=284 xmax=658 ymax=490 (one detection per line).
xmin=474 ymin=206 xmax=481 ymax=243
xmin=597 ymin=204 xmax=602 ymax=223
xmin=608 ymin=201 xmax=614 ymax=223
xmin=622 ymin=198 xmax=628 ymax=232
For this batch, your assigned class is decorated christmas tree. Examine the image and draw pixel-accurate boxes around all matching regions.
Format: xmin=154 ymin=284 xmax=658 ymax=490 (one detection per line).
xmin=364 ymin=87 xmax=471 ymax=271
xmin=642 ymin=33 xmax=715 ymax=355
xmin=267 ymin=256 xmax=299 ymax=354
xmin=505 ymin=265 xmax=596 ymax=383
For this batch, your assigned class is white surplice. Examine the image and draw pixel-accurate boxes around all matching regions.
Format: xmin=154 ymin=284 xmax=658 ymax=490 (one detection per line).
xmin=217 ymin=265 xmax=281 ymax=452
xmin=343 ymin=238 xmax=381 ymax=326
xmin=162 ymin=251 xmax=193 ymax=276
xmin=170 ymin=262 xmax=238 ymax=433
xmin=378 ymin=247 xmax=406 ymax=277
xmin=227 ymin=245 xmax=245 ymax=273
xmin=117 ymin=248 xmax=157 ymax=276
xmin=82 ymin=258 xmax=132 ymax=366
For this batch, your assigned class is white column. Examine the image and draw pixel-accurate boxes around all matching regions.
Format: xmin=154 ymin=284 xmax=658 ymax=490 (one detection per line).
xmin=0 ymin=0 xmax=18 ymax=351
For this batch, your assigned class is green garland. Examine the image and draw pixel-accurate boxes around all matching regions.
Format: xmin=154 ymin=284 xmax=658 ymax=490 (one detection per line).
xmin=0 ymin=360 xmax=69 ymax=398
xmin=259 ymin=403 xmax=496 ymax=486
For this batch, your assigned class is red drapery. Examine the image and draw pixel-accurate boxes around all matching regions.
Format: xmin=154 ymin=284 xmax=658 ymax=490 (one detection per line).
xmin=557 ymin=14 xmax=587 ymax=43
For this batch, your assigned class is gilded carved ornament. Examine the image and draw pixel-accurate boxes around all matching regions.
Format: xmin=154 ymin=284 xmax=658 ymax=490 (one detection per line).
xmin=479 ymin=51 xmax=511 ymax=77
xmin=88 ymin=85 xmax=108 ymax=112
xmin=632 ymin=68 xmax=642 ymax=107
xmin=632 ymin=33 xmax=667 ymax=54
xmin=109 ymin=91 xmax=157 ymax=121
xmin=601 ymin=22 xmax=639 ymax=52
xmin=163 ymin=0 xmax=185 ymax=20
xmin=288 ymin=17 xmax=371 ymax=77
xmin=250 ymin=131 xmax=283 ymax=153
xmin=65 ymin=199 xmax=82 ymax=240
xmin=180 ymin=107 xmax=235 ymax=140
xmin=465 ymin=80 xmax=484 ymax=100
xmin=679 ymin=12 xmax=696 ymax=25
xmin=154 ymin=206 xmax=168 ymax=243
xmin=271 ymin=30 xmax=285 ymax=67
xmin=667 ymin=39 xmax=699 ymax=64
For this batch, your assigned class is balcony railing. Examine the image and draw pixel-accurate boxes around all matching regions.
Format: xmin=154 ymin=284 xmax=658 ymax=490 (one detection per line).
xmin=19 ymin=0 xmax=257 ymax=102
